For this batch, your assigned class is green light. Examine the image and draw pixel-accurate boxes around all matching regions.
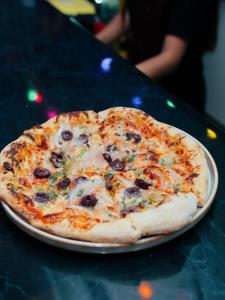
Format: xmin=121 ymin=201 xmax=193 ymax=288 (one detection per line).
xmin=27 ymin=89 xmax=38 ymax=102
xmin=166 ymin=99 xmax=176 ymax=109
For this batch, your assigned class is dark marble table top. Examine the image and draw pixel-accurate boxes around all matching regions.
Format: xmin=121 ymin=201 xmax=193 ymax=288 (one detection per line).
xmin=0 ymin=1 xmax=225 ymax=299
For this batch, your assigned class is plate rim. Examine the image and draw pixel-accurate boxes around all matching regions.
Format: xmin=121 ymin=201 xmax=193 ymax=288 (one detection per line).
xmin=1 ymin=127 xmax=219 ymax=253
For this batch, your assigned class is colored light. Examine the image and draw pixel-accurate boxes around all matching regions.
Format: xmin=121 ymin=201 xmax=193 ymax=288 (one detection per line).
xmin=132 ymin=96 xmax=143 ymax=108
xmin=138 ymin=281 xmax=153 ymax=300
xmin=95 ymin=0 xmax=103 ymax=3
xmin=27 ymin=89 xmax=37 ymax=102
xmin=166 ymin=99 xmax=176 ymax=109
xmin=100 ymin=57 xmax=113 ymax=73
xmin=207 ymin=128 xmax=217 ymax=140
xmin=27 ymin=88 xmax=43 ymax=103
xmin=36 ymin=93 xmax=43 ymax=103
xmin=47 ymin=110 xmax=57 ymax=119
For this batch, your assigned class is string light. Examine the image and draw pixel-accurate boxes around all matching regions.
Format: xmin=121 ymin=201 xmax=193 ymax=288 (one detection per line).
xmin=132 ymin=96 xmax=143 ymax=108
xmin=100 ymin=57 xmax=113 ymax=73
xmin=47 ymin=110 xmax=57 ymax=119
xmin=27 ymin=88 xmax=43 ymax=103
xmin=207 ymin=128 xmax=217 ymax=140
xmin=166 ymin=99 xmax=176 ymax=109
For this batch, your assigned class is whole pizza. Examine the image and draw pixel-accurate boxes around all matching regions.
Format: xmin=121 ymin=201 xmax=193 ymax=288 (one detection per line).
xmin=0 ymin=107 xmax=208 ymax=243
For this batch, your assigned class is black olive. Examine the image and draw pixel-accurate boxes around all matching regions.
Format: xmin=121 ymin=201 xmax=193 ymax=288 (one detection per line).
xmin=104 ymin=174 xmax=113 ymax=191
xmin=134 ymin=179 xmax=151 ymax=190
xmin=102 ymin=153 xmax=112 ymax=163
xmin=126 ymin=132 xmax=141 ymax=144
xmin=34 ymin=192 xmax=50 ymax=203
xmin=120 ymin=208 xmax=136 ymax=218
xmin=80 ymin=195 xmax=98 ymax=208
xmin=126 ymin=187 xmax=140 ymax=196
xmin=33 ymin=167 xmax=51 ymax=179
xmin=79 ymin=134 xmax=89 ymax=144
xmin=106 ymin=144 xmax=117 ymax=152
xmin=61 ymin=130 xmax=73 ymax=141
xmin=72 ymin=176 xmax=87 ymax=185
xmin=57 ymin=178 xmax=71 ymax=190
xmin=50 ymin=152 xmax=64 ymax=168
xmin=3 ymin=162 xmax=13 ymax=172
xmin=110 ymin=159 xmax=125 ymax=171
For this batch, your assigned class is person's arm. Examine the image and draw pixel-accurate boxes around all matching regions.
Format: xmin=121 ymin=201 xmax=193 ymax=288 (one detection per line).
xmin=136 ymin=35 xmax=188 ymax=80
xmin=95 ymin=11 xmax=129 ymax=44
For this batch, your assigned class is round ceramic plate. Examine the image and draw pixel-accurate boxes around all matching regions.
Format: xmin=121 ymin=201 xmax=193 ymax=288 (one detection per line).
xmin=1 ymin=129 xmax=218 ymax=254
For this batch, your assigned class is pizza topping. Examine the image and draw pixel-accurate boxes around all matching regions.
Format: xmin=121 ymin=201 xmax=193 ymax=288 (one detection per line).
xmin=61 ymin=130 xmax=73 ymax=141
xmin=102 ymin=153 xmax=112 ymax=163
xmin=120 ymin=207 xmax=135 ymax=218
xmin=72 ymin=176 xmax=87 ymax=185
xmin=106 ymin=144 xmax=117 ymax=152
xmin=23 ymin=195 xmax=34 ymax=206
xmin=104 ymin=173 xmax=113 ymax=191
xmin=78 ymin=134 xmax=89 ymax=144
xmin=33 ymin=167 xmax=51 ymax=179
xmin=34 ymin=192 xmax=51 ymax=203
xmin=173 ymin=183 xmax=180 ymax=193
xmin=3 ymin=162 xmax=14 ymax=172
xmin=126 ymin=132 xmax=141 ymax=144
xmin=50 ymin=152 xmax=64 ymax=168
xmin=80 ymin=195 xmax=98 ymax=208
xmin=134 ymin=179 xmax=151 ymax=190
xmin=23 ymin=132 xmax=35 ymax=141
xmin=186 ymin=173 xmax=199 ymax=184
xmin=149 ymin=151 xmax=158 ymax=163
xmin=57 ymin=178 xmax=71 ymax=190
xmin=126 ymin=187 xmax=140 ymax=196
xmin=110 ymin=159 xmax=125 ymax=171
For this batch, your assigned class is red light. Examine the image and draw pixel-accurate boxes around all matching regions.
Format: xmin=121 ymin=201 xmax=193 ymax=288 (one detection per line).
xmin=36 ymin=93 xmax=43 ymax=103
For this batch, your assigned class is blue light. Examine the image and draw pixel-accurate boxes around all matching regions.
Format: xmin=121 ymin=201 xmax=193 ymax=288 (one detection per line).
xmin=131 ymin=96 xmax=143 ymax=108
xmin=100 ymin=57 xmax=113 ymax=73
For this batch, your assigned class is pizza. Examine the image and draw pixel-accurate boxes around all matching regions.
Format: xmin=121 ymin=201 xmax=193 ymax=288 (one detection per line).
xmin=0 ymin=107 xmax=208 ymax=244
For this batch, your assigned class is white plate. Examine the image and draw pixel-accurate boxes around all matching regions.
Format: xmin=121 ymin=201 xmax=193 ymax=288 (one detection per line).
xmin=1 ymin=130 xmax=218 ymax=254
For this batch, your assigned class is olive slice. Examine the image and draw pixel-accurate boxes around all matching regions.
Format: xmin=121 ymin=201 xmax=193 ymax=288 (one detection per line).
xmin=110 ymin=159 xmax=125 ymax=171
xmin=61 ymin=130 xmax=73 ymax=141
xmin=134 ymin=179 xmax=151 ymax=190
xmin=33 ymin=167 xmax=51 ymax=179
xmin=126 ymin=132 xmax=141 ymax=144
xmin=126 ymin=187 xmax=140 ymax=196
xmin=57 ymin=178 xmax=71 ymax=190
xmin=80 ymin=195 xmax=98 ymax=208
xmin=34 ymin=192 xmax=51 ymax=203
xmin=102 ymin=153 xmax=112 ymax=163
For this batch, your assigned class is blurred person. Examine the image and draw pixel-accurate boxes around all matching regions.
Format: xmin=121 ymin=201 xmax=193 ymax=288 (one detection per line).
xmin=96 ymin=0 xmax=219 ymax=113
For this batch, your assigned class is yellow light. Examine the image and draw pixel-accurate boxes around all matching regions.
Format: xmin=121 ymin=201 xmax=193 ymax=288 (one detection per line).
xmin=207 ymin=128 xmax=217 ymax=140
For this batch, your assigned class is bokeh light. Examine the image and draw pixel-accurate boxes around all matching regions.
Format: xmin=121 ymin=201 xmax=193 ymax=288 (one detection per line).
xmin=47 ymin=110 xmax=57 ymax=119
xmin=166 ymin=99 xmax=176 ymax=109
xmin=138 ymin=281 xmax=153 ymax=300
xmin=100 ymin=57 xmax=113 ymax=73
xmin=95 ymin=0 xmax=103 ymax=3
xmin=207 ymin=128 xmax=217 ymax=139
xmin=27 ymin=88 xmax=43 ymax=103
xmin=132 ymin=96 xmax=143 ymax=108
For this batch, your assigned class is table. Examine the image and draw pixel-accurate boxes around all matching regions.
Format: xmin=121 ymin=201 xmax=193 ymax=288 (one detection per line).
xmin=0 ymin=1 xmax=225 ymax=299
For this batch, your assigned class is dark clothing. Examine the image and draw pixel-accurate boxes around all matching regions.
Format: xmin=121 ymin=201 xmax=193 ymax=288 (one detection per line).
xmin=126 ymin=0 xmax=218 ymax=112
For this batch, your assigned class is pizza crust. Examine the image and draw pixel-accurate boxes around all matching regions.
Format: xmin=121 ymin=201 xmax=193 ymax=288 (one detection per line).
xmin=31 ymin=218 xmax=141 ymax=244
xmin=127 ymin=192 xmax=198 ymax=236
